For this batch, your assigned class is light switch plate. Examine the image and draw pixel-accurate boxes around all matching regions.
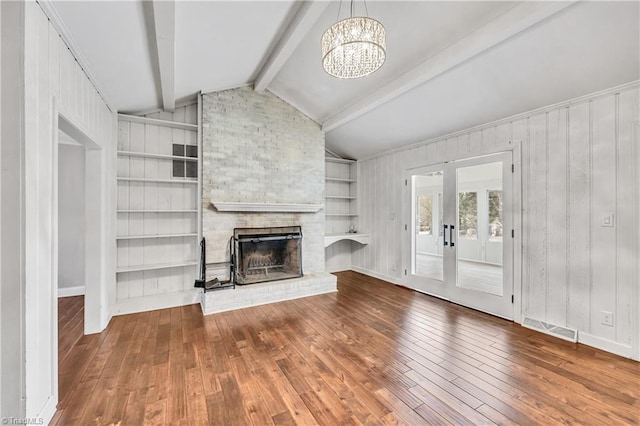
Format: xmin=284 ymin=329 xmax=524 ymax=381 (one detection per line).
xmin=601 ymin=213 xmax=614 ymax=227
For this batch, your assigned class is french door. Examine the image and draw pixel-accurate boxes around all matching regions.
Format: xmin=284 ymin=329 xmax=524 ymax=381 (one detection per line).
xmin=405 ymin=152 xmax=514 ymax=319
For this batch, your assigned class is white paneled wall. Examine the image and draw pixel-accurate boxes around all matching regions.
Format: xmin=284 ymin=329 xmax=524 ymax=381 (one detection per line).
xmin=21 ymin=2 xmax=116 ymax=421
xmin=353 ymin=84 xmax=639 ymax=359
xmin=1 ymin=2 xmax=24 ymax=419
xmin=116 ymin=106 xmax=199 ymax=315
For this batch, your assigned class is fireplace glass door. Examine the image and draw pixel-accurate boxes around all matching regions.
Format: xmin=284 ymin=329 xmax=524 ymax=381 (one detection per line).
xmin=233 ymin=226 xmax=303 ymax=285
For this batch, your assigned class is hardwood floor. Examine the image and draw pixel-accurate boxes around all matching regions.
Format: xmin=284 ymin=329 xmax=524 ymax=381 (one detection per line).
xmin=58 ymin=295 xmax=84 ymax=364
xmin=52 ymin=271 xmax=639 ymax=425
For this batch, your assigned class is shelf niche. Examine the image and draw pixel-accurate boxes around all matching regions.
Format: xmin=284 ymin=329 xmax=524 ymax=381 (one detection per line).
xmin=324 ymin=157 xmax=365 ymax=272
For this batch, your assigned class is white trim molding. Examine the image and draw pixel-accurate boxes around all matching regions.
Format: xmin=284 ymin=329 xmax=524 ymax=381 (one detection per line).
xmin=211 ymin=202 xmax=323 ymax=213
xmin=114 ymin=289 xmax=200 ymax=316
xmin=350 ymin=266 xmax=403 ymax=287
xmin=579 ymin=332 xmax=634 ymax=359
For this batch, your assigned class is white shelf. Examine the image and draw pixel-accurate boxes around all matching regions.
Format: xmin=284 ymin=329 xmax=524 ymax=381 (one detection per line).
xmin=325 ymin=233 xmax=370 ymax=248
xmin=326 ymin=158 xmax=356 ymax=164
xmin=326 ymin=195 xmax=356 ymax=199
xmin=117 ymin=150 xmax=197 ymax=162
xmin=326 ymin=214 xmax=358 ymax=217
xmin=326 ymin=177 xmax=356 ymax=183
xmin=118 ymin=113 xmax=197 ymax=131
xmin=117 ymin=209 xmax=198 ymax=213
xmin=116 ymin=233 xmax=198 ymax=240
xmin=116 ymin=261 xmax=198 ymax=273
xmin=117 ymin=177 xmax=198 ymax=184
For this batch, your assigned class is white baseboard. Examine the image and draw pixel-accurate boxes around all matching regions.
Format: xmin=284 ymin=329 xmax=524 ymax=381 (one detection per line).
xmin=99 ymin=307 xmax=113 ymax=334
xmin=350 ymin=266 xmax=404 ymax=286
xmin=326 ymin=265 xmax=352 ymax=273
xmin=58 ymin=286 xmax=85 ymax=297
xmin=114 ymin=289 xmax=201 ymax=316
xmin=578 ymin=332 xmax=633 ymax=359
xmin=36 ymin=394 xmax=58 ymax=426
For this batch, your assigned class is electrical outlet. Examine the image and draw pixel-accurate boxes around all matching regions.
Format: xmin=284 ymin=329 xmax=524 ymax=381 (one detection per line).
xmin=601 ymin=311 xmax=614 ymax=327
xmin=601 ymin=213 xmax=614 ymax=227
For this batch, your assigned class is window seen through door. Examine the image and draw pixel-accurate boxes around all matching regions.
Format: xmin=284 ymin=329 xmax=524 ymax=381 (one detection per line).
xmin=418 ymin=195 xmax=432 ymax=235
xmin=458 ymin=191 xmax=477 ymax=239
xmin=488 ymin=190 xmax=503 ymax=241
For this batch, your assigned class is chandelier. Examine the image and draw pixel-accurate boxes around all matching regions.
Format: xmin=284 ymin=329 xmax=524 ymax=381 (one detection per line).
xmin=321 ymin=1 xmax=386 ymax=79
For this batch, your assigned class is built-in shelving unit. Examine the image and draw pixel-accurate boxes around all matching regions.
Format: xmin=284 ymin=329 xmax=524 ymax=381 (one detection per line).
xmin=324 ymin=158 xmax=370 ymax=254
xmin=115 ymin=107 xmax=201 ymax=314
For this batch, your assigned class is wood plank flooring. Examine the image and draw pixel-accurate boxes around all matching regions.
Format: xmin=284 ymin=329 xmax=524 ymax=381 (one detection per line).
xmin=58 ymin=295 xmax=84 ymax=364
xmin=52 ymin=271 xmax=640 ymax=425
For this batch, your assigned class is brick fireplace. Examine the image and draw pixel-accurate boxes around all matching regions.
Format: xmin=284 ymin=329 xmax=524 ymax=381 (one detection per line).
xmin=200 ymin=86 xmax=336 ymax=314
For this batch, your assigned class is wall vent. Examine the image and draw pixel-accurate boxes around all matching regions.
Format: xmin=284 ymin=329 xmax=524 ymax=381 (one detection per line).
xmin=522 ymin=317 xmax=578 ymax=343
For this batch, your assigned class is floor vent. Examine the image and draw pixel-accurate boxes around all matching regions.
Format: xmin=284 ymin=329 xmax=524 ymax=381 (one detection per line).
xmin=522 ymin=317 xmax=578 ymax=343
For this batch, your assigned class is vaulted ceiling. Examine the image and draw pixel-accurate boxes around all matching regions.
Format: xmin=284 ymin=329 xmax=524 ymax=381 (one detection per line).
xmin=50 ymin=1 xmax=639 ymax=159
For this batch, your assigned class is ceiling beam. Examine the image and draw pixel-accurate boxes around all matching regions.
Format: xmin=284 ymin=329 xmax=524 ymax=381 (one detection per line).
xmin=322 ymin=1 xmax=577 ymax=132
xmin=151 ymin=0 xmax=176 ymax=111
xmin=254 ymin=1 xmax=331 ymax=93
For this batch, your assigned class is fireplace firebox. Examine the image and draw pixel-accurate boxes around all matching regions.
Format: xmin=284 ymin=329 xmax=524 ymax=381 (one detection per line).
xmin=233 ymin=226 xmax=303 ymax=285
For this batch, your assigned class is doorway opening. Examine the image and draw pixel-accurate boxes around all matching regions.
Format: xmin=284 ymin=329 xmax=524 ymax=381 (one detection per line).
xmin=55 ymin=114 xmax=103 ymax=407
xmin=57 ymin=130 xmax=86 ymax=365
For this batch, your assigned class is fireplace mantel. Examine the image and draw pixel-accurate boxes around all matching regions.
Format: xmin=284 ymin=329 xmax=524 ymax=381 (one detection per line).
xmin=211 ymin=202 xmax=323 ymax=213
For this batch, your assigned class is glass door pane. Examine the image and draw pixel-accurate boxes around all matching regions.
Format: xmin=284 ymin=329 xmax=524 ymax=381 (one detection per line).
xmin=411 ymin=170 xmax=444 ymax=282
xmin=456 ymin=161 xmax=503 ymax=296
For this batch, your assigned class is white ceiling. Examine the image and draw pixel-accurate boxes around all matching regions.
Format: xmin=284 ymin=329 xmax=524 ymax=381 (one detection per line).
xmin=51 ymin=1 xmax=639 ymax=159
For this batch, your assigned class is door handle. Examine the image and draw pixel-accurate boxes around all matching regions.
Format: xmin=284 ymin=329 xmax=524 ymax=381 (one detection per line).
xmin=443 ymin=224 xmax=448 ymax=246
xmin=450 ymin=225 xmax=455 ymax=248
